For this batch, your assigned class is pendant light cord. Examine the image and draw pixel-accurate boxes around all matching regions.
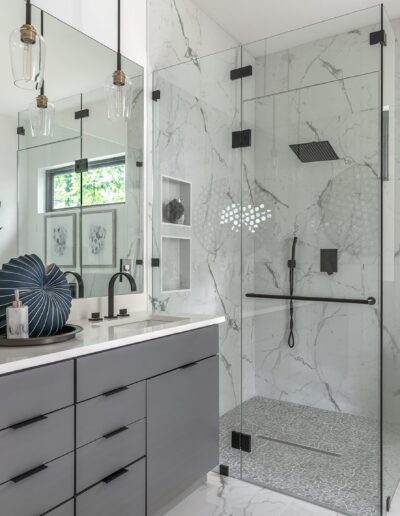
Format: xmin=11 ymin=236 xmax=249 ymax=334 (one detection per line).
xmin=40 ymin=10 xmax=44 ymax=96
xmin=117 ymin=0 xmax=121 ymax=70
xmin=26 ymin=0 xmax=31 ymax=25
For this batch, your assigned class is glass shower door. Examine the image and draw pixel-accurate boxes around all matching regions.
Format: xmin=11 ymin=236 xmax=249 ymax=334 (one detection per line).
xmin=238 ymin=7 xmax=384 ymax=515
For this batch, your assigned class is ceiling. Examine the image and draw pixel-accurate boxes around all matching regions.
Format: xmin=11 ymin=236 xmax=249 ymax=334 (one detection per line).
xmin=191 ymin=0 xmax=400 ymax=45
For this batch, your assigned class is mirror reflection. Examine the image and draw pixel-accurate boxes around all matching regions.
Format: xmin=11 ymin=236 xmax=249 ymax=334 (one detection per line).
xmin=0 ymin=2 xmax=144 ymax=299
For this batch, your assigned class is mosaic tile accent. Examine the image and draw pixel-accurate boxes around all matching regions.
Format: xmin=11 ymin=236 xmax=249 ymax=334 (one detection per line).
xmin=220 ymin=397 xmax=387 ymax=516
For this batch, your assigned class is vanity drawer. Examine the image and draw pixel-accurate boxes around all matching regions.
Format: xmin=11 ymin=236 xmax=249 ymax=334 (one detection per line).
xmin=77 ymin=325 xmax=218 ymax=401
xmin=43 ymin=500 xmax=74 ymax=516
xmin=76 ymin=380 xmax=145 ymax=447
xmin=77 ymin=418 xmax=145 ymax=492
xmin=76 ymin=457 xmax=145 ymax=516
xmin=0 ymin=406 xmax=74 ymax=486
xmin=0 ymin=361 xmax=74 ymax=431
xmin=0 ymin=452 xmax=74 ymax=516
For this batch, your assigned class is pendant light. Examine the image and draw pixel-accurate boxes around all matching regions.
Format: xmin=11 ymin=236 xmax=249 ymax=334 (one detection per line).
xmin=9 ymin=0 xmax=45 ymax=90
xmin=29 ymin=11 xmax=54 ymax=137
xmin=104 ymin=0 xmax=132 ymax=121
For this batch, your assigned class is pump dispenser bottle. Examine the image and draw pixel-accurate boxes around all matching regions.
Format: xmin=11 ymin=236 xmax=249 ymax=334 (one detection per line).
xmin=6 ymin=290 xmax=29 ymax=339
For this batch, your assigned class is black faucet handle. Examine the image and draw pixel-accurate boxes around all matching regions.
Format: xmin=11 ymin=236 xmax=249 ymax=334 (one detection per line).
xmin=89 ymin=312 xmax=103 ymax=322
xmin=118 ymin=308 xmax=130 ymax=318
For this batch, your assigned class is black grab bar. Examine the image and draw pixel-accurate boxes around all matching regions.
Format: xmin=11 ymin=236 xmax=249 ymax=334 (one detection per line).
xmin=246 ymin=293 xmax=376 ymax=306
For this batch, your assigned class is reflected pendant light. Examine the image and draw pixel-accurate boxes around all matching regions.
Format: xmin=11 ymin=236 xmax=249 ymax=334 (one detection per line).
xmin=29 ymin=12 xmax=54 ymax=137
xmin=9 ymin=0 xmax=45 ymax=90
xmin=104 ymin=0 xmax=132 ymax=121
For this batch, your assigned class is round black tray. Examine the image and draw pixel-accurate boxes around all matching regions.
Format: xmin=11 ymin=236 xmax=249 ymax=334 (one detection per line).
xmin=0 ymin=324 xmax=83 ymax=347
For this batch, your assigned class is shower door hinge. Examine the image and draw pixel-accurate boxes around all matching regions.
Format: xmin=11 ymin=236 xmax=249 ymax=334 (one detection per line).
xmin=75 ymin=158 xmax=88 ymax=173
xmin=219 ymin=464 xmax=229 ymax=477
xmin=232 ymin=129 xmax=252 ymax=149
xmin=151 ymin=258 xmax=160 ymax=267
xmin=74 ymin=109 xmax=90 ymax=120
xmin=152 ymin=90 xmax=161 ymax=101
xmin=369 ymin=29 xmax=386 ymax=46
xmin=136 ymin=161 xmax=143 ymax=167
xmin=17 ymin=126 xmax=25 ymax=136
xmin=230 ymin=65 xmax=253 ymax=80
xmin=231 ymin=431 xmax=252 ymax=453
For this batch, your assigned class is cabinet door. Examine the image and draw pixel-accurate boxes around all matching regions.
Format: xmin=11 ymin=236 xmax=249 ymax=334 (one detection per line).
xmin=147 ymin=355 xmax=219 ymax=515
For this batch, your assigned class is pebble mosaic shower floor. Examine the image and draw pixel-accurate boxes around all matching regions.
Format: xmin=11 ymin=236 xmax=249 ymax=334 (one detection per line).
xmin=219 ymin=397 xmax=386 ymax=516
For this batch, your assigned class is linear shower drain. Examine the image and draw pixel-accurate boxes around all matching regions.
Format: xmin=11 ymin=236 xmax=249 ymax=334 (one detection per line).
xmin=256 ymin=434 xmax=342 ymax=458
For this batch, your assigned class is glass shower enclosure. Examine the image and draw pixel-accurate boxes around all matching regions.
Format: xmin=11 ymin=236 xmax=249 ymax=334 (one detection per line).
xmin=152 ymin=5 xmax=399 ymax=515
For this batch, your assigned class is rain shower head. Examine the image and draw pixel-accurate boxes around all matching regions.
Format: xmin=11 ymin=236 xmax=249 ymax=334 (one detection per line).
xmin=289 ymin=141 xmax=339 ymax=163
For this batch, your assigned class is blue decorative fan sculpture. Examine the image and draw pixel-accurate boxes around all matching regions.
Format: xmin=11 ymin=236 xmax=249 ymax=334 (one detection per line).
xmin=0 ymin=254 xmax=72 ymax=337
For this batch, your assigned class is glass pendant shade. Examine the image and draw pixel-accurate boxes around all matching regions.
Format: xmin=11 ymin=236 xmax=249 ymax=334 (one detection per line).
xmin=104 ymin=71 xmax=133 ymax=121
xmin=10 ymin=25 xmax=45 ymax=90
xmin=29 ymin=95 xmax=54 ymax=137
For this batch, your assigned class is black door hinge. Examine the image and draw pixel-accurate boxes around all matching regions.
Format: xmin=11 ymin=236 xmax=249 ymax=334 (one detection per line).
xmin=136 ymin=161 xmax=143 ymax=167
xmin=75 ymin=158 xmax=88 ymax=173
xmin=232 ymin=129 xmax=251 ymax=149
xmin=152 ymin=90 xmax=161 ymax=101
xmin=17 ymin=126 xmax=25 ymax=136
xmin=231 ymin=431 xmax=252 ymax=453
xmin=151 ymin=258 xmax=160 ymax=267
xmin=230 ymin=65 xmax=253 ymax=80
xmin=219 ymin=464 xmax=229 ymax=477
xmin=370 ymin=29 xmax=386 ymax=46
xmin=75 ymin=109 xmax=90 ymax=120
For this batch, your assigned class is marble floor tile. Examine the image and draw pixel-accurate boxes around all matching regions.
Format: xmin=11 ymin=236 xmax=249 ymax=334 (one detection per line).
xmin=165 ymin=472 xmax=342 ymax=516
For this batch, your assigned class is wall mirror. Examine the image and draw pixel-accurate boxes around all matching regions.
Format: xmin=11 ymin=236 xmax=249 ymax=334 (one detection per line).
xmin=0 ymin=2 xmax=144 ymax=299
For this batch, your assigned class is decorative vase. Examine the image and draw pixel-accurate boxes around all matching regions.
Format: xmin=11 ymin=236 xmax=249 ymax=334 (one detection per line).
xmin=164 ymin=198 xmax=185 ymax=224
xmin=0 ymin=254 xmax=72 ymax=337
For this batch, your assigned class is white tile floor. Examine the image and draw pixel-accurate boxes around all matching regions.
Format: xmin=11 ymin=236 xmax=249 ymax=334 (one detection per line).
xmin=165 ymin=472 xmax=400 ymax=516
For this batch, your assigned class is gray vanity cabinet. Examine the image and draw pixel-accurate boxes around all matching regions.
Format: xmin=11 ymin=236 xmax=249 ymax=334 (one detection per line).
xmin=147 ymin=355 xmax=219 ymax=516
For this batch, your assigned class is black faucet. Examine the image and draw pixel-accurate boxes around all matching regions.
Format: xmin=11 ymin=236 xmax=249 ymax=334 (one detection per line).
xmin=64 ymin=271 xmax=85 ymax=298
xmin=105 ymin=272 xmax=137 ymax=319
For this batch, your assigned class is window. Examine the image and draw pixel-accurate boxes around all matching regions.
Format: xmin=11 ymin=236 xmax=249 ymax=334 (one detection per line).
xmin=46 ymin=155 xmax=126 ymax=211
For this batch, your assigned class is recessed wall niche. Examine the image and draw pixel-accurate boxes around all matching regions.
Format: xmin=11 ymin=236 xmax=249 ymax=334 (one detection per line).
xmin=161 ymin=236 xmax=191 ymax=292
xmin=162 ymin=176 xmax=191 ymax=226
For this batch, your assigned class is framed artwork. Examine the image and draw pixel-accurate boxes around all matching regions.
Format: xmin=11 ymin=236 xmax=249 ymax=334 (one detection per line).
xmin=81 ymin=210 xmax=116 ymax=267
xmin=45 ymin=213 xmax=76 ymax=267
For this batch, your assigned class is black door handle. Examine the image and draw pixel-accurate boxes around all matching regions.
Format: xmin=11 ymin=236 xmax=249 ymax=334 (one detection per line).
xmin=102 ymin=386 xmax=129 ymax=397
xmin=103 ymin=426 xmax=129 ymax=439
xmin=9 ymin=414 xmax=48 ymax=430
xmin=102 ymin=467 xmax=129 ymax=484
xmin=11 ymin=464 xmax=48 ymax=484
xmin=180 ymin=361 xmax=199 ymax=370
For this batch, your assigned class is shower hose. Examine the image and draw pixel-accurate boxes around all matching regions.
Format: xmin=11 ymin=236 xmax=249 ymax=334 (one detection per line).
xmin=288 ymin=237 xmax=297 ymax=348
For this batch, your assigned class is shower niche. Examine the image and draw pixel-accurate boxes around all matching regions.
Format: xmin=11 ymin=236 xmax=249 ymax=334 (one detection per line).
xmin=161 ymin=175 xmax=191 ymax=226
xmin=161 ymin=236 xmax=191 ymax=293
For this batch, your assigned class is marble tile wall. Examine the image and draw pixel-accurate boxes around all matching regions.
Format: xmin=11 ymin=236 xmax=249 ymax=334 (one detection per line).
xmin=148 ymin=0 xmax=237 ymax=70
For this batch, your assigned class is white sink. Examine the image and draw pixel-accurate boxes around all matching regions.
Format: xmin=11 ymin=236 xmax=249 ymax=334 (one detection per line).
xmin=104 ymin=314 xmax=189 ymax=330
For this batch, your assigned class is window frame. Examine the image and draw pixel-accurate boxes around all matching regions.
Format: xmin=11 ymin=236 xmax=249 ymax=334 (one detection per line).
xmin=45 ymin=154 xmax=126 ymax=212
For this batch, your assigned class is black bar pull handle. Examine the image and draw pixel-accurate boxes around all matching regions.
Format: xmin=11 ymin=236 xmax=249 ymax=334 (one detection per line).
xmin=102 ymin=467 xmax=129 ymax=484
xmin=102 ymin=385 xmax=129 ymax=397
xmin=246 ymin=293 xmax=376 ymax=306
xmin=10 ymin=414 xmax=48 ymax=430
xmin=103 ymin=426 xmax=129 ymax=439
xmin=11 ymin=464 xmax=48 ymax=484
xmin=180 ymin=361 xmax=199 ymax=370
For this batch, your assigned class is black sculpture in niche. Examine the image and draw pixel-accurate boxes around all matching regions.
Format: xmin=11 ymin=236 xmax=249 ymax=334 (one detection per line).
xmin=164 ymin=198 xmax=185 ymax=224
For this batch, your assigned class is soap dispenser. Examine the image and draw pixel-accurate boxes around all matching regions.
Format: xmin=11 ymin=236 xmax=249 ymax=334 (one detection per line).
xmin=6 ymin=290 xmax=29 ymax=339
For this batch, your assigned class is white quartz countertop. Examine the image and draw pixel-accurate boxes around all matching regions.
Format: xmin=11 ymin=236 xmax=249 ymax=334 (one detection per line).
xmin=0 ymin=313 xmax=225 ymax=375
